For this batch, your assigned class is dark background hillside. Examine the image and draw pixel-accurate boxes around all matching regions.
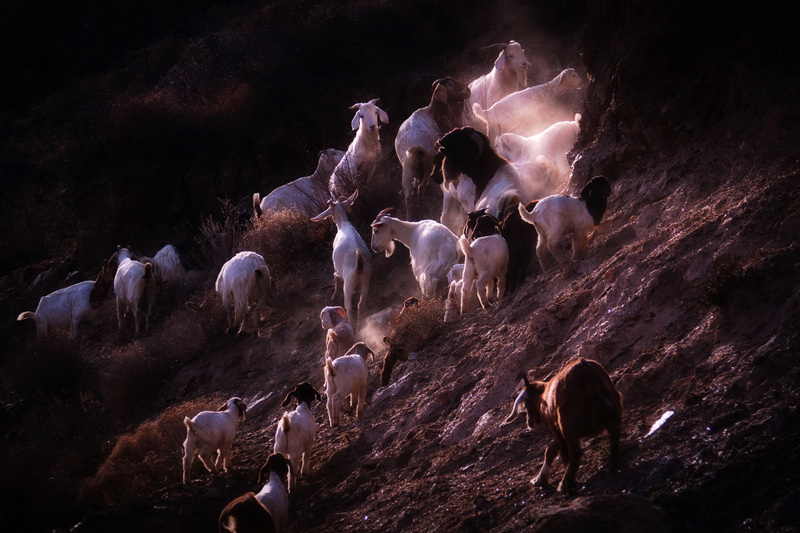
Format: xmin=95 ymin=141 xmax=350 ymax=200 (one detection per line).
xmin=1 ymin=1 xmax=799 ymax=532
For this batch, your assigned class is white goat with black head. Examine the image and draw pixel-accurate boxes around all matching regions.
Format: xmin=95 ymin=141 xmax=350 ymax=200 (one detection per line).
xmin=395 ymin=77 xmax=472 ymax=219
xmin=518 ymin=175 xmax=612 ymax=272
xmin=469 ymin=40 xmax=532 ymax=112
xmin=312 ymin=191 xmax=372 ymax=327
xmin=370 ymin=208 xmax=460 ymax=299
xmin=329 ymin=99 xmax=389 ymax=200
xmin=274 ymin=382 xmax=322 ymax=493
xmin=432 ymin=127 xmax=523 ymax=220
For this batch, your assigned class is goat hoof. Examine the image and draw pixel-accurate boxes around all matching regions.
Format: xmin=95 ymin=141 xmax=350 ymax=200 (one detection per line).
xmin=531 ymin=476 xmax=548 ymax=488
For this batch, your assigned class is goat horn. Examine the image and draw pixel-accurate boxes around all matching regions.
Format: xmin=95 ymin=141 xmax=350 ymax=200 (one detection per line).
xmin=375 ymin=207 xmax=394 ymax=219
xmin=480 ymin=43 xmax=509 ymax=51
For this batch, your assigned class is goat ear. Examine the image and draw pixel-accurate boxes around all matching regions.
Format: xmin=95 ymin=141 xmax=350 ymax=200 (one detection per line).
xmin=466 ymin=130 xmax=486 ymax=161
xmin=377 ymin=106 xmax=389 ymax=124
xmin=433 ymin=83 xmax=448 ymax=104
xmin=351 ymin=109 xmax=361 ymax=130
xmin=336 ymin=307 xmax=348 ymax=320
xmin=344 ymin=190 xmax=358 ymax=208
xmin=281 ymin=391 xmax=294 ymax=407
xmin=494 ymin=48 xmax=507 ymax=72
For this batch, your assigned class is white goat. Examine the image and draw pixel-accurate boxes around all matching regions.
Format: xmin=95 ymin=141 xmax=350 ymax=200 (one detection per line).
xmin=517 ymin=176 xmax=612 ymax=272
xmin=182 ymin=397 xmax=248 ymax=484
xmin=320 ymin=305 xmax=355 ymax=361
xmin=215 ymin=251 xmax=271 ymax=336
xmin=395 ymin=77 xmax=472 ymax=218
xmin=496 ymin=114 xmax=581 ymax=197
xmin=148 ymin=244 xmax=185 ymax=285
xmin=459 ymin=234 xmax=508 ymax=313
xmin=443 ymin=264 xmax=478 ymax=323
xmin=311 ymin=191 xmax=372 ymax=327
xmin=254 ymin=149 xmax=346 ymax=217
xmin=114 ymin=247 xmax=156 ymax=337
xmin=274 ymin=382 xmax=322 ymax=493
xmin=469 ymin=40 xmax=531 ymax=112
xmin=329 ymin=99 xmax=389 ymax=200
xmin=324 ymin=342 xmax=374 ymax=428
xmin=218 ymin=453 xmax=291 ymax=533
xmin=17 ymin=254 xmax=118 ymax=337
xmin=473 ymin=68 xmax=583 ymax=144
xmin=433 ymin=127 xmax=523 ymax=219
xmin=370 ymin=209 xmax=461 ymax=298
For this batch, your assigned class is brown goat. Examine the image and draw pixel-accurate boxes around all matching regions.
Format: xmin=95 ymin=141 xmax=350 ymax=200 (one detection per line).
xmin=505 ymin=358 xmax=623 ymax=492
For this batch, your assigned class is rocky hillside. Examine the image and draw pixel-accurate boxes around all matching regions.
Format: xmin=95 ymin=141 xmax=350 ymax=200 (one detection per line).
xmin=1 ymin=2 xmax=799 ymax=532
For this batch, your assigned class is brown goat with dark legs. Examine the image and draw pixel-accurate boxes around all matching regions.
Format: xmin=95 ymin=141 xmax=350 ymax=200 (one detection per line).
xmin=505 ymin=358 xmax=623 ymax=493
xmin=499 ymin=200 xmax=538 ymax=293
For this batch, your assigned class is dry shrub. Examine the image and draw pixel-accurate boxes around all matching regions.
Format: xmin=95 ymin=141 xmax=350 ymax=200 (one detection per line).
xmin=104 ymin=318 xmax=206 ymax=419
xmin=189 ymin=198 xmax=251 ymax=280
xmin=79 ymin=395 xmax=223 ymax=506
xmin=13 ymin=332 xmax=88 ymax=400
xmin=381 ymin=298 xmax=446 ymax=385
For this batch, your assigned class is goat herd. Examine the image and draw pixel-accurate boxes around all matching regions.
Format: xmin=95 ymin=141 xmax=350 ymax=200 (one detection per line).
xmin=17 ymin=41 xmax=624 ymax=532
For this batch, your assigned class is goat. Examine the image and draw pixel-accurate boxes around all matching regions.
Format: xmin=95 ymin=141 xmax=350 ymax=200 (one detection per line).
xmin=370 ymin=209 xmax=460 ymax=299
xmin=17 ymin=253 xmax=118 ymax=337
xmin=274 ymin=382 xmax=322 ymax=493
xmin=463 ymin=208 xmax=501 ymax=241
xmin=458 ymin=234 xmax=508 ymax=313
xmin=395 ymin=77 xmax=472 ymax=219
xmin=311 ymin=191 xmax=372 ymax=326
xmin=329 ymin=99 xmax=389 ymax=200
xmin=182 ymin=397 xmax=248 ymax=484
xmin=432 ymin=127 xmax=523 ymax=220
xmin=149 ymin=244 xmax=185 ymax=285
xmin=500 ymin=200 xmax=538 ymax=293
xmin=443 ymin=264 xmax=477 ymax=323
xmin=469 ymin=41 xmax=531 ymax=112
xmin=320 ymin=305 xmax=355 ymax=361
xmin=324 ymin=342 xmax=374 ymax=427
xmin=215 ymin=251 xmax=272 ymax=336
xmin=254 ymin=149 xmax=346 ymax=217
xmin=474 ymin=68 xmax=583 ymax=144
xmin=114 ymin=247 xmax=156 ymax=337
xmin=218 ymin=453 xmax=291 ymax=533
xmin=517 ymin=176 xmax=612 ymax=272
xmin=505 ymin=358 xmax=623 ymax=492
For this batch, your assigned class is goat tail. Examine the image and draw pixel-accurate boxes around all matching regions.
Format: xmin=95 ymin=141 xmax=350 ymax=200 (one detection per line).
xmin=355 ymin=248 xmax=365 ymax=274
xmin=252 ymin=192 xmax=263 ymax=217
xmin=183 ymin=416 xmax=197 ymax=433
xmin=326 ymin=356 xmax=337 ymax=380
xmin=517 ymin=201 xmax=537 ymax=226
xmin=458 ymin=235 xmax=472 ymax=259
xmin=279 ymin=413 xmax=291 ymax=434
xmin=144 ymin=262 xmax=154 ymax=279
xmin=17 ymin=311 xmax=36 ymax=322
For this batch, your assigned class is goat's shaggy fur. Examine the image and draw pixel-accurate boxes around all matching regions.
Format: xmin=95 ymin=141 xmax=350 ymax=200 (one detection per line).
xmin=274 ymin=382 xmax=322 ymax=492
xmin=182 ymin=397 xmax=247 ymax=484
xmin=505 ymin=358 xmax=623 ymax=492
xmin=517 ymin=176 xmax=612 ymax=272
xmin=215 ymin=251 xmax=271 ymax=336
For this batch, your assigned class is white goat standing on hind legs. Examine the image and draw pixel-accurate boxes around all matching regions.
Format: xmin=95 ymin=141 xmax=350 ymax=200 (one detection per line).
xmin=312 ymin=191 xmax=372 ymax=328
xmin=329 ymin=99 xmax=389 ymax=200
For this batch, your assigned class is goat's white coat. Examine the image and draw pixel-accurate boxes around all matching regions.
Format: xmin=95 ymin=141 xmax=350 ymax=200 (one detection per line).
xmin=473 ymin=68 xmax=583 ymax=143
xmin=468 ymin=41 xmax=531 ymax=112
xmin=320 ymin=305 xmax=355 ymax=360
xmin=215 ymin=251 xmax=271 ymax=335
xmin=274 ymin=402 xmax=316 ymax=493
xmin=370 ymin=214 xmax=460 ymax=298
xmin=329 ymin=100 xmax=389 ymax=199
xmin=459 ymin=234 xmax=509 ymax=313
xmin=182 ymin=398 xmax=246 ymax=484
xmin=255 ymin=149 xmax=345 ymax=217
xmin=312 ymin=192 xmax=372 ymax=326
xmin=324 ymin=343 xmax=373 ymax=427
xmin=114 ymin=248 xmax=156 ymax=337
xmin=150 ymin=244 xmax=185 ymax=285
xmin=254 ymin=470 xmax=289 ymax=532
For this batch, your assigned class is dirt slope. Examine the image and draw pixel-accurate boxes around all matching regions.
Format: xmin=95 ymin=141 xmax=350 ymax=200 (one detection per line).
xmin=2 ymin=1 xmax=799 ymax=533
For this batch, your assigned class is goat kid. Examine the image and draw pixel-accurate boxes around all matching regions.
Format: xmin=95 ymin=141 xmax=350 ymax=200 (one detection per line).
xmin=183 ymin=397 xmax=248 ymax=484
xmin=505 ymin=358 xmax=623 ymax=492
xmin=218 ymin=452 xmax=291 ymax=533
xmin=114 ymin=247 xmax=156 ymax=338
xmin=517 ymin=175 xmax=612 ymax=272
xmin=320 ymin=305 xmax=355 ymax=361
xmin=325 ymin=342 xmax=374 ymax=427
xmin=274 ymin=382 xmax=322 ymax=492
xmin=458 ymin=234 xmax=508 ymax=313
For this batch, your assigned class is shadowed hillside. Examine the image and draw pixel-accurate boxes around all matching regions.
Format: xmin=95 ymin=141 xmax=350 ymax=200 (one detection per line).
xmin=1 ymin=1 xmax=799 ymax=532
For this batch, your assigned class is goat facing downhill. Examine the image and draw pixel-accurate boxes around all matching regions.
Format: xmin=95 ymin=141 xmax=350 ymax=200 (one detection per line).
xmin=505 ymin=358 xmax=623 ymax=493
